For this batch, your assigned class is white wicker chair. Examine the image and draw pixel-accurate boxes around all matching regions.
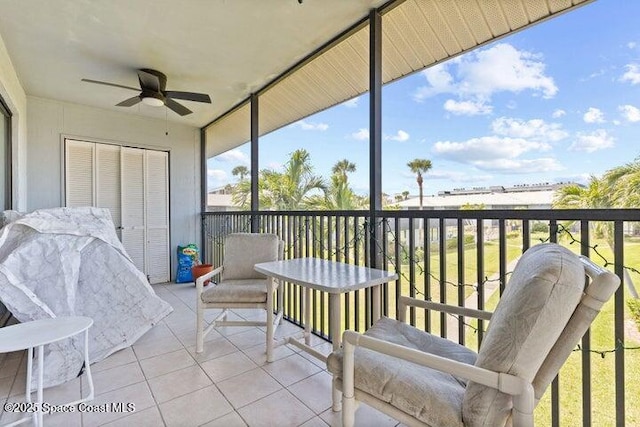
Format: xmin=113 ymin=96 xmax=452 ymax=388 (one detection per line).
xmin=195 ymin=233 xmax=284 ymax=361
xmin=327 ymin=243 xmax=620 ymax=427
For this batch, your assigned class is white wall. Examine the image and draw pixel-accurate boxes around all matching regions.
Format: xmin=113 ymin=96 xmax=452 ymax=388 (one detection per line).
xmin=0 ymin=34 xmax=27 ymax=211
xmin=27 ymin=96 xmax=201 ymax=278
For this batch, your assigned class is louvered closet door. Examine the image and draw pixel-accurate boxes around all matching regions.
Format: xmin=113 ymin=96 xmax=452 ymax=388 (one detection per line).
xmin=65 ymin=140 xmax=94 ymax=207
xmin=145 ymin=150 xmax=170 ymax=283
xmin=120 ymin=147 xmax=146 ymax=274
xmin=95 ymin=144 xmax=121 ymax=238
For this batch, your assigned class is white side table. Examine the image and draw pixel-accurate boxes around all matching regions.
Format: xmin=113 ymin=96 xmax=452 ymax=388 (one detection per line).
xmin=0 ymin=316 xmax=95 ymax=427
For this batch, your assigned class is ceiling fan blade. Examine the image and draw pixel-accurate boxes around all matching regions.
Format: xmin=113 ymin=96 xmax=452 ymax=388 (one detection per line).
xmin=116 ymin=96 xmax=142 ymax=107
xmin=137 ymin=69 xmax=162 ymax=92
xmin=81 ymin=78 xmax=139 ymax=91
xmin=165 ymin=98 xmax=192 ymax=116
xmin=164 ymin=91 xmax=212 ymax=103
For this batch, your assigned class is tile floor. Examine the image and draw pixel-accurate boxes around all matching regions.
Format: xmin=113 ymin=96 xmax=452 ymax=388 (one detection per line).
xmin=0 ymin=283 xmax=400 ymax=427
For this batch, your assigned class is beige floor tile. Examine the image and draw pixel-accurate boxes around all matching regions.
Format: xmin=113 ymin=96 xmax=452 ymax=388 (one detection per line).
xmin=262 ymin=353 xmax=322 ymax=387
xmin=148 ymin=365 xmax=212 ymax=403
xmin=288 ymin=371 xmax=333 ymax=414
xmin=0 ymin=377 xmax=13 ymax=399
xmin=241 ymin=342 xmax=296 ymax=366
xmin=320 ymin=404 xmax=398 ymax=427
xmin=170 ymin=324 xmax=222 ymax=347
xmin=135 ymin=323 xmax=175 ymax=346
xmin=186 ymin=337 xmax=238 ymax=363
xmin=159 ymin=385 xmax=233 ymax=427
xmin=0 ymin=356 xmax=22 ymax=380
xmin=80 ymin=381 xmax=155 ymax=426
xmin=237 ymin=389 xmax=314 ymax=427
xmin=101 ymin=406 xmax=165 ymax=427
xmin=139 ymin=348 xmax=195 ymax=379
xmin=200 ymin=411 xmax=247 ymax=427
xmin=45 ymin=409 xmax=83 ymax=427
xmin=225 ymin=328 xmax=267 ymax=350
xmin=300 ymin=417 xmax=330 ymax=427
xmin=82 ymin=361 xmax=145 ymax=396
xmin=200 ymin=351 xmax=257 ymax=383
xmin=217 ymin=368 xmax=282 ymax=409
xmin=91 ymin=347 xmax=137 ymax=374
xmin=132 ymin=334 xmax=184 ymax=360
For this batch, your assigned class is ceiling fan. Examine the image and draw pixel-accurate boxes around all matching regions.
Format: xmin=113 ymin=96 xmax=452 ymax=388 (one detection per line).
xmin=81 ymin=68 xmax=211 ymax=116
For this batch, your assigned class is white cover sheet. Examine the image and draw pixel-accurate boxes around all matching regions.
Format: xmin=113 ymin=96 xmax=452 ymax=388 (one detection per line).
xmin=0 ymin=207 xmax=172 ymax=387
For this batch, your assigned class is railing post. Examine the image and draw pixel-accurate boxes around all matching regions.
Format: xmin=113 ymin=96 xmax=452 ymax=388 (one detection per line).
xmin=250 ymin=93 xmax=259 ymax=232
xmin=368 ymin=8 xmax=382 ymax=271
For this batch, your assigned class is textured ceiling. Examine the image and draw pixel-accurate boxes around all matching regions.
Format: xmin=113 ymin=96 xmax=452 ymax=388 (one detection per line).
xmin=0 ymin=0 xmax=389 ymax=127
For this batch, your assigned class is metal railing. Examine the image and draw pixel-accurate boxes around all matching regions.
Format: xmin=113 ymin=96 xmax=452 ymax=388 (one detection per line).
xmin=202 ymin=208 xmax=640 ymax=426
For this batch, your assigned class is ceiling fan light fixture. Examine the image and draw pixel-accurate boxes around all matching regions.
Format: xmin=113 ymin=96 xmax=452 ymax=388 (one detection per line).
xmin=141 ymin=96 xmax=164 ymax=107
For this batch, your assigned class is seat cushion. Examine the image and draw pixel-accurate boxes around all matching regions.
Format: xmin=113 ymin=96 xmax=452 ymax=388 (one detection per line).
xmin=327 ymin=317 xmax=477 ymax=426
xmin=200 ymin=279 xmax=268 ymax=303
xmin=222 ymin=233 xmax=280 ymax=280
xmin=463 ymin=243 xmax=585 ymax=427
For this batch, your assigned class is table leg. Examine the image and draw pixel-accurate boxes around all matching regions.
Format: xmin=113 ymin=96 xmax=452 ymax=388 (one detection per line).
xmin=266 ymin=277 xmax=275 ymax=362
xmin=372 ymin=284 xmax=381 ymax=323
xmin=36 ymin=345 xmax=44 ymax=427
xmin=83 ymin=329 xmax=94 ymax=401
xmin=304 ymin=287 xmax=311 ymax=345
xmin=329 ymin=293 xmax=342 ymax=411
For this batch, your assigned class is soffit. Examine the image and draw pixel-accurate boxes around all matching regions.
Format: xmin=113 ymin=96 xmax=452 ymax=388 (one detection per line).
xmin=206 ymin=0 xmax=593 ymax=158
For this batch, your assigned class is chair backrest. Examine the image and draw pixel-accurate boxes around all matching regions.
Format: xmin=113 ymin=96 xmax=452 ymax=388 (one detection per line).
xmin=531 ymin=255 xmax=620 ymax=400
xmin=462 ymin=243 xmax=588 ymax=426
xmin=222 ymin=233 xmax=281 ymax=280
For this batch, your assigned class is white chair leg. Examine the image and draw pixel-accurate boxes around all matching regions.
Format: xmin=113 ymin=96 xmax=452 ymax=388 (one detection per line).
xmin=196 ymin=300 xmax=204 ymax=353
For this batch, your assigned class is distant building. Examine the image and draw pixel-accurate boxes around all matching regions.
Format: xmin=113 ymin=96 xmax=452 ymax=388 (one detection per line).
xmin=207 ymin=185 xmax=236 ymax=212
xmin=396 ymin=182 xmax=577 ymax=210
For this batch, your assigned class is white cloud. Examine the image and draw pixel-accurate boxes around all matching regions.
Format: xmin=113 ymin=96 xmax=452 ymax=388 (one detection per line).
xmin=414 ymin=43 xmax=557 ymax=104
xmin=386 ymin=130 xmax=410 ymax=142
xmin=570 ymin=129 xmax=615 ymax=153
xmin=428 ymin=170 xmax=493 ymax=183
xmin=491 ymin=117 xmax=568 ymax=142
xmin=342 ymin=97 xmax=359 ymax=108
xmin=297 ymin=120 xmax=329 ymax=131
xmin=583 ymin=107 xmax=605 ymax=123
xmin=207 ymin=169 xmax=228 ymax=188
xmin=471 ymin=158 xmax=563 ymax=173
xmin=552 ymin=109 xmax=566 ymax=118
xmin=434 ymin=136 xmax=551 ymax=162
xmin=413 ymin=64 xmax=455 ymax=101
xmin=628 ymin=42 xmax=637 ymax=49
xmin=351 ymin=128 xmax=369 ymax=140
xmin=443 ymin=99 xmax=492 ymax=116
xmin=619 ymin=104 xmax=640 ymax=122
xmin=621 ymin=64 xmax=640 ymax=85
xmin=432 ymin=135 xmax=559 ymax=174
xmin=216 ymin=149 xmax=250 ymax=165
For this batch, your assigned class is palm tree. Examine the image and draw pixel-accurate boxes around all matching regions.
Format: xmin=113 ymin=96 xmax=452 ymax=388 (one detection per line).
xmin=310 ymin=159 xmax=365 ymax=210
xmin=231 ymin=165 xmax=249 ymax=181
xmin=332 ymin=159 xmax=356 ymax=180
xmin=407 ymin=159 xmax=432 ymax=209
xmin=402 ymin=190 xmax=409 ymax=200
xmin=553 ymin=176 xmax=639 ymax=298
xmin=232 ymin=149 xmax=325 ymax=210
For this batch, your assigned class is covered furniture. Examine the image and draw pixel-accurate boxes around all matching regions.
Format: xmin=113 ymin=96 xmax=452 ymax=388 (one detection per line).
xmin=196 ymin=233 xmax=284 ymax=361
xmin=327 ymin=243 xmax=620 ymax=427
xmin=0 ymin=207 xmax=172 ymax=388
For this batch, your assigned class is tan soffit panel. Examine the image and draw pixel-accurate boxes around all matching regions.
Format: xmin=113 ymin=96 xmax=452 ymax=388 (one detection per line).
xmin=205 ymin=103 xmax=250 ymax=159
xmin=205 ymin=0 xmax=593 ymax=159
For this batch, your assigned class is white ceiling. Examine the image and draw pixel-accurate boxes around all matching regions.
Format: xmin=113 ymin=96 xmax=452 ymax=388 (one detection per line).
xmin=0 ymin=0 xmax=389 ymax=127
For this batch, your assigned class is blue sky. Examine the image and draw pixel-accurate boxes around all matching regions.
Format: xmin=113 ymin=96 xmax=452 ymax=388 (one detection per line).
xmin=208 ymin=0 xmax=640 ymax=198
